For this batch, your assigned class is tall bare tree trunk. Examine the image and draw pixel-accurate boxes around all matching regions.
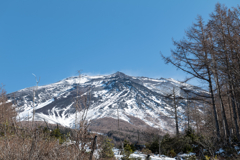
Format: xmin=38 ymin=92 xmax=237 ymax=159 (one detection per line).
xmin=187 ymin=93 xmax=190 ymax=130
xmin=207 ymin=66 xmax=221 ymax=139
xmin=211 ymin=52 xmax=230 ymax=139
xmin=173 ymin=88 xmax=179 ymax=136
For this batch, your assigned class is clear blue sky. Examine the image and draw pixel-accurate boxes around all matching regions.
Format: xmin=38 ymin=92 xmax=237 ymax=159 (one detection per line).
xmin=0 ymin=0 xmax=239 ymax=93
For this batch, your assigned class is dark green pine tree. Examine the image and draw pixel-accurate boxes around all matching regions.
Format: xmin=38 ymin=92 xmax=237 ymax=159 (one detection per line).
xmin=101 ymin=138 xmax=114 ymax=159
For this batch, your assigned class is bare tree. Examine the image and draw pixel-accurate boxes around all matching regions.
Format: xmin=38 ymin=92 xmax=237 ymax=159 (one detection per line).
xmin=0 ymin=85 xmax=16 ymax=126
xmin=161 ymin=3 xmax=240 ymax=141
xmin=72 ymin=70 xmax=92 ymax=159
xmin=32 ymin=74 xmax=40 ymax=129
xmin=165 ymin=87 xmax=182 ymax=136
xmin=161 ymin=16 xmax=221 ymax=139
xmin=207 ymin=3 xmax=240 ymax=140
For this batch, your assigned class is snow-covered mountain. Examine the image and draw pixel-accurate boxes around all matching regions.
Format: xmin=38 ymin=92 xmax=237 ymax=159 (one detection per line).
xmin=8 ymin=72 xmax=206 ymax=133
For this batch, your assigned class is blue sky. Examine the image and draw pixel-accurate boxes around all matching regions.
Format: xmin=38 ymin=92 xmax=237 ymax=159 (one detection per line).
xmin=0 ymin=0 xmax=239 ymax=93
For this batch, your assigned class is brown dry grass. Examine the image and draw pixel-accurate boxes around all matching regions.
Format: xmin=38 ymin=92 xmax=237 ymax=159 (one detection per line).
xmin=89 ymin=116 xmax=163 ymax=145
xmin=0 ymin=86 xmax=101 ymax=160
xmin=0 ymin=123 xmax=102 ymax=160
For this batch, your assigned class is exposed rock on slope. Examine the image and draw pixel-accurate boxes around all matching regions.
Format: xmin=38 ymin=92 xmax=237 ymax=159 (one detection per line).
xmin=8 ymin=72 xmax=206 ymax=134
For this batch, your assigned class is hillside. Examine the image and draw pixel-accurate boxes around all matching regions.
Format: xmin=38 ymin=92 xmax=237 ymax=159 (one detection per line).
xmin=8 ymin=72 xmax=206 ymax=137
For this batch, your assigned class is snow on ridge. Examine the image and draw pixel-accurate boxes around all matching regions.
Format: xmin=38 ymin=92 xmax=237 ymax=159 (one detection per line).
xmin=36 ymin=102 xmax=75 ymax=127
xmin=11 ymin=72 xmax=206 ymax=132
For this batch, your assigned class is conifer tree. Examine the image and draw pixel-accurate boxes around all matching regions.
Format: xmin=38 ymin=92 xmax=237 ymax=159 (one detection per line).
xmin=100 ymin=138 xmax=114 ymax=159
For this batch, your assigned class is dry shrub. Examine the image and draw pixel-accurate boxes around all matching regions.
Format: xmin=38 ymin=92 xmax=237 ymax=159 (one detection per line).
xmin=0 ymin=123 xmax=99 ymax=160
xmin=0 ymin=85 xmax=96 ymax=160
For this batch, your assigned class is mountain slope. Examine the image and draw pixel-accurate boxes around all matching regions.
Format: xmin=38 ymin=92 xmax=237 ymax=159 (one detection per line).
xmin=8 ymin=72 xmax=206 ymax=134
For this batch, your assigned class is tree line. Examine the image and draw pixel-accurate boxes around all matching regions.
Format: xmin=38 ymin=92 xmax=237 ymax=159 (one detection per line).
xmin=162 ymin=3 xmax=240 ymax=143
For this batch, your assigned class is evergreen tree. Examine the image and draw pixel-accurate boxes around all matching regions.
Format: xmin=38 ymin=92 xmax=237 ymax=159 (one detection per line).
xmin=100 ymin=138 xmax=114 ymax=159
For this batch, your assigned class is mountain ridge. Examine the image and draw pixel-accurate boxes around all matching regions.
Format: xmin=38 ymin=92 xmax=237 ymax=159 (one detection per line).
xmin=7 ymin=72 xmax=205 ymax=134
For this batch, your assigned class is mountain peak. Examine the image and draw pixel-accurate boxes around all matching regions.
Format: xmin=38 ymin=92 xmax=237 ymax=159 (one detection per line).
xmin=112 ymin=71 xmax=128 ymax=78
xmin=8 ymin=72 xmax=206 ymax=134
xmin=115 ymin=71 xmax=125 ymax=75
